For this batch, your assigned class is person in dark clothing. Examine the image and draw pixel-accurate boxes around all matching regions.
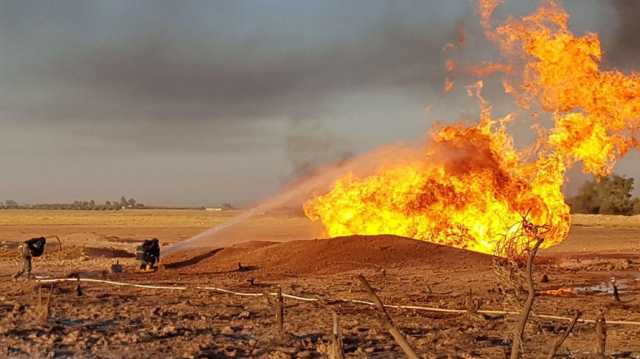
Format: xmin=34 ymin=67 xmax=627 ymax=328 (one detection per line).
xmin=136 ymin=238 xmax=160 ymax=271
xmin=13 ymin=237 xmax=46 ymax=279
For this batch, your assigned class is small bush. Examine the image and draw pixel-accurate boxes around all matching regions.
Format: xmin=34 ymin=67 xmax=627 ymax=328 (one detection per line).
xmin=569 ymin=174 xmax=637 ymax=215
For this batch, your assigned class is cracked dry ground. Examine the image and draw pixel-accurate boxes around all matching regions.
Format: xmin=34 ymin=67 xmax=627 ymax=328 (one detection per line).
xmin=0 ymin=232 xmax=639 ymax=358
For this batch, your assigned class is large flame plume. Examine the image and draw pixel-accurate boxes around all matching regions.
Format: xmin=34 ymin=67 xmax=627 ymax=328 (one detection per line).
xmin=492 ymin=0 xmax=640 ymax=176
xmin=304 ymin=0 xmax=640 ymax=255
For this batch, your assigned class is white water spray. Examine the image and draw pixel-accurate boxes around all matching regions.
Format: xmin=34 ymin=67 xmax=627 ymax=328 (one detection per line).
xmin=164 ymin=164 xmax=344 ymax=255
xmin=163 ymin=144 xmax=418 ymax=256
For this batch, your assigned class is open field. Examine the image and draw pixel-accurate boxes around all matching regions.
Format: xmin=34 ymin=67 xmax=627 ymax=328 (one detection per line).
xmin=0 ymin=209 xmax=240 ymax=227
xmin=0 ymin=209 xmax=318 ymax=246
xmin=0 ymin=210 xmax=639 ymax=358
xmin=572 ymin=214 xmax=640 ymax=228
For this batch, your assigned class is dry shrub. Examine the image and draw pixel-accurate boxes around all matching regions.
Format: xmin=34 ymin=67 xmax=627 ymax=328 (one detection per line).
xmin=492 ymin=215 xmax=551 ymax=310
xmin=492 ymin=256 xmax=528 ymax=310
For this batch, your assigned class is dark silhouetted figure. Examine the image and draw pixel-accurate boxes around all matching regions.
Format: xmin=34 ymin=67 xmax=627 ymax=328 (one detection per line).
xmin=13 ymin=237 xmax=46 ymax=280
xmin=136 ymin=238 xmax=160 ymax=271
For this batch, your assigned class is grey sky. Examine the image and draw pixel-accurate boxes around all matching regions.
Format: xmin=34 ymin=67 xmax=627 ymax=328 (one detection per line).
xmin=0 ymin=0 xmax=636 ymax=206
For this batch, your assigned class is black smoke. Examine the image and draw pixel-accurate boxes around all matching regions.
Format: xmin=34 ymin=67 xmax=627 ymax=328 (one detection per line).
xmin=606 ymin=0 xmax=640 ymax=68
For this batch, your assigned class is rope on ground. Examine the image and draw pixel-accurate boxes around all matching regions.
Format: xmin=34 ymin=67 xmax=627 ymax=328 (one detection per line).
xmin=37 ymin=278 xmax=188 ymax=291
xmin=35 ymin=277 xmax=640 ymax=327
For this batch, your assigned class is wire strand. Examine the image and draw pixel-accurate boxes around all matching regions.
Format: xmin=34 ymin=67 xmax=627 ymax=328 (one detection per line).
xmin=35 ymin=277 xmax=640 ymax=327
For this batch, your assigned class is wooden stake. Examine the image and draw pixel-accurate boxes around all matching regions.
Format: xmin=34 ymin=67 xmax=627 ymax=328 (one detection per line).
xmin=263 ymin=288 xmax=285 ymax=338
xmin=595 ymin=309 xmax=607 ymax=357
xmin=41 ymin=284 xmax=53 ymax=325
xmin=357 ymin=274 xmax=418 ymax=359
xmin=466 ymin=289 xmax=479 ymax=314
xmin=328 ymin=311 xmax=345 ymax=359
xmin=545 ymin=311 xmax=580 ymax=359
xmin=75 ymin=276 xmax=83 ymax=297
xmin=276 ymin=286 xmax=284 ymax=336
xmin=511 ymin=236 xmax=544 ymax=359
xmin=611 ymin=278 xmax=620 ymax=302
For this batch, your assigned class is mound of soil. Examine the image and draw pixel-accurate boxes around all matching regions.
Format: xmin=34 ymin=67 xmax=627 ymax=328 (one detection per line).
xmin=164 ymin=235 xmax=493 ymax=276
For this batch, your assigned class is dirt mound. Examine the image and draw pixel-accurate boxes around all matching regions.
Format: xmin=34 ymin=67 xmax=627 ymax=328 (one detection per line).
xmin=164 ymin=235 xmax=493 ymax=276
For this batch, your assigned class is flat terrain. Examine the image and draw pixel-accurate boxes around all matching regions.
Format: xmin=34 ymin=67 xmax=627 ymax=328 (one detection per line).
xmin=0 ymin=210 xmax=639 ymax=358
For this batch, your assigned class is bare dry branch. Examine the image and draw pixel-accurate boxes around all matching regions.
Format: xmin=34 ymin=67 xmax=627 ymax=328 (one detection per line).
xmin=510 ymin=236 xmax=544 ymax=359
xmin=545 ymin=311 xmax=580 ymax=359
xmin=47 ymin=235 xmax=63 ymax=253
xmin=357 ymin=274 xmax=418 ymax=359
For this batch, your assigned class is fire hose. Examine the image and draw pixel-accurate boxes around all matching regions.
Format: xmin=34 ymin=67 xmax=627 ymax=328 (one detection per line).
xmin=35 ymin=277 xmax=640 ymax=327
xmin=46 ymin=235 xmax=63 ymax=252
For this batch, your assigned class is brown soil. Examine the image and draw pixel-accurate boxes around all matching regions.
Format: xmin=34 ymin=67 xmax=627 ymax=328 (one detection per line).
xmin=164 ymin=235 xmax=493 ymax=277
xmin=1 ymin=213 xmax=640 ymax=358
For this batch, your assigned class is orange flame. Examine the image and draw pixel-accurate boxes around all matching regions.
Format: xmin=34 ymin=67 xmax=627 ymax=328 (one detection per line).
xmin=493 ymin=0 xmax=640 ymax=175
xmin=477 ymin=0 xmax=503 ymax=30
xmin=443 ymin=77 xmax=455 ymax=93
xmin=305 ymin=83 xmax=570 ymax=254
xmin=443 ymin=57 xmax=456 ymax=93
xmin=445 ymin=59 xmax=456 ymax=73
xmin=469 ymin=63 xmax=512 ymax=77
xmin=304 ymin=0 xmax=639 ymax=255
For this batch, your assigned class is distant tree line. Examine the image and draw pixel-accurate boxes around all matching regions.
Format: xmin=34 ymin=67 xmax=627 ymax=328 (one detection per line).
xmin=568 ymin=174 xmax=640 ymax=215
xmin=0 ymin=196 xmax=144 ymax=210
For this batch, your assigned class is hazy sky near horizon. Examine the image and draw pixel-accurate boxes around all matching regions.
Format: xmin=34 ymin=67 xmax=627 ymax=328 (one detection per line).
xmin=0 ymin=0 xmax=639 ymax=206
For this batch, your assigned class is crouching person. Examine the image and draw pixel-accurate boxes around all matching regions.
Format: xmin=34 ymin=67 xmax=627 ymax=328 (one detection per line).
xmin=13 ymin=236 xmax=46 ymax=280
xmin=136 ymin=238 xmax=160 ymax=271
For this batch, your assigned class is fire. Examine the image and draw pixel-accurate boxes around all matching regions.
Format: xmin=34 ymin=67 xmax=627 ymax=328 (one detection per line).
xmin=548 ymin=114 xmax=625 ymax=176
xmin=304 ymin=0 xmax=640 ymax=255
xmin=477 ymin=0 xmax=503 ymax=30
xmin=304 ymin=95 xmax=570 ymax=254
xmin=493 ymin=0 xmax=640 ymax=175
xmin=469 ymin=63 xmax=512 ymax=78
xmin=443 ymin=77 xmax=455 ymax=93
xmin=443 ymin=52 xmax=457 ymax=93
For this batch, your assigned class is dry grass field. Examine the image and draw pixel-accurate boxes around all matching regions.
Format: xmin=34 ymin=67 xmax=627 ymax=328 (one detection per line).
xmin=0 ymin=209 xmax=238 ymax=227
xmin=0 ymin=209 xmax=317 ymax=245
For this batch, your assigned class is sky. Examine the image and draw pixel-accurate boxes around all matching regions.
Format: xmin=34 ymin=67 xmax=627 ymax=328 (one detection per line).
xmin=0 ymin=0 xmax=638 ymax=206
